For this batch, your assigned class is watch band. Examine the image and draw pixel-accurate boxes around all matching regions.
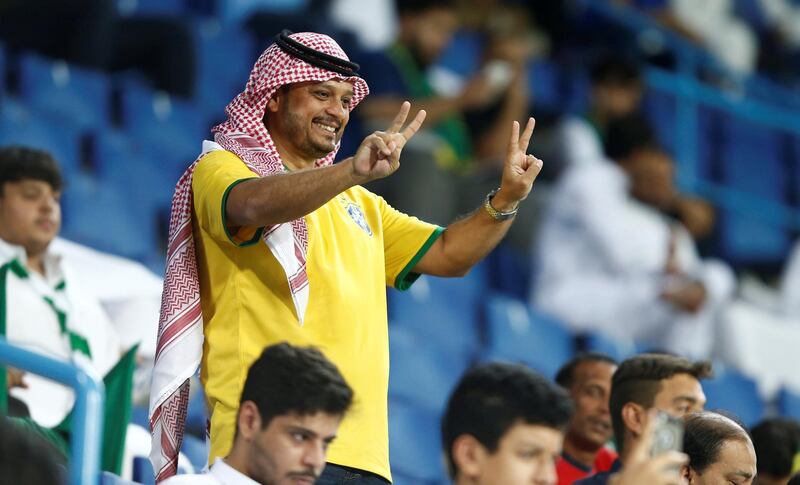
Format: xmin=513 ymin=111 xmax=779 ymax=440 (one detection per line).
xmin=483 ymin=188 xmax=518 ymax=221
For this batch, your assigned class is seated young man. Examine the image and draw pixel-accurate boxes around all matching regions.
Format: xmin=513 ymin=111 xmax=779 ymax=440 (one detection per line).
xmin=575 ymin=353 xmax=710 ymax=485
xmin=164 ymin=342 xmax=353 ymax=484
xmin=441 ymin=362 xmax=574 ymax=485
xmin=554 ymin=353 xmax=619 ymax=485
xmin=0 ymin=145 xmax=143 ymax=474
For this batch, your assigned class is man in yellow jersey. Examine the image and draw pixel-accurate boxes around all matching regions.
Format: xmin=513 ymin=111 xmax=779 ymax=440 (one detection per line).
xmin=149 ymin=30 xmax=543 ymax=483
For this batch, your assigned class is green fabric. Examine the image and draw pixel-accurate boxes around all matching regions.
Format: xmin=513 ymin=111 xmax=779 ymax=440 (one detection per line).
xmin=99 ymin=344 xmax=137 ymax=473
xmin=3 ymin=259 xmax=91 ymax=359
xmin=394 ymin=226 xmax=445 ymax=291
xmin=3 ymin=345 xmax=138 ymax=474
xmin=0 ymin=258 xmax=137 ymax=474
xmin=387 ymin=43 xmax=473 ymax=173
xmin=222 ymin=177 xmax=264 ymax=247
xmin=8 ymin=416 xmax=70 ymax=462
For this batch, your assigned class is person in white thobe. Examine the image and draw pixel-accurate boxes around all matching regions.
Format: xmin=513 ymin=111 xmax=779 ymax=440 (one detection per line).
xmin=531 ymin=114 xmax=735 ymax=358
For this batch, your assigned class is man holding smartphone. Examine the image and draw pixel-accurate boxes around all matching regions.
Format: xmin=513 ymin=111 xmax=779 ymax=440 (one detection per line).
xmin=575 ymin=353 xmax=711 ymax=485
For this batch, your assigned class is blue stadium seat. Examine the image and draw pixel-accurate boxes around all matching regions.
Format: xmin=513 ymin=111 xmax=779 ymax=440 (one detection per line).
xmin=100 ymin=471 xmax=141 ymax=484
xmin=0 ymin=42 xmax=6 ymax=97
xmin=119 ymin=78 xmax=210 ymax=174
xmin=776 ymin=387 xmax=800 ymax=421
xmin=483 ymin=294 xmax=574 ymax=380
xmin=60 ymin=172 xmax=155 ymax=260
xmin=215 ymin=0 xmax=309 ymax=25
xmin=132 ymin=456 xmax=155 ymax=485
xmin=116 ymin=0 xmax=185 ymax=15
xmin=388 ymin=325 xmax=470 ymax=413
xmin=0 ymin=104 xmax=82 ymax=176
xmin=583 ymin=331 xmax=638 ymax=363
xmin=93 ymin=128 xmax=178 ymax=220
xmin=485 ymin=244 xmax=531 ymax=301
xmin=18 ymin=53 xmax=111 ymax=130
xmin=702 ymin=367 xmax=765 ymax=428
xmin=529 ymin=60 xmax=563 ymax=114
xmin=181 ymin=434 xmax=209 ymax=472
xmin=436 ymin=30 xmax=483 ymax=77
xmin=643 ymin=91 xmax=676 ymax=155
xmin=389 ymin=399 xmax=447 ymax=484
xmin=388 ymin=263 xmax=487 ymax=358
xmin=194 ymin=22 xmax=255 ymax=118
xmin=717 ymin=118 xmax=791 ymax=266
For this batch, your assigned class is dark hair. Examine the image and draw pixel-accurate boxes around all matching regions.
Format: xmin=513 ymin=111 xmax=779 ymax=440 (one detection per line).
xmin=394 ymin=0 xmax=456 ymax=15
xmin=441 ymin=362 xmax=574 ymax=479
xmin=683 ymin=411 xmax=750 ymax=473
xmin=0 ymin=146 xmax=62 ymax=194
xmin=590 ymin=54 xmax=642 ymax=87
xmin=610 ymin=354 xmax=712 ymax=451
xmin=240 ymin=342 xmax=353 ymax=428
xmin=789 ymin=473 xmax=800 ymax=485
xmin=603 ymin=113 xmax=660 ymax=161
xmin=749 ymin=418 xmax=800 ymax=478
xmin=555 ymin=352 xmax=617 ymax=389
xmin=0 ymin=417 xmax=64 ymax=484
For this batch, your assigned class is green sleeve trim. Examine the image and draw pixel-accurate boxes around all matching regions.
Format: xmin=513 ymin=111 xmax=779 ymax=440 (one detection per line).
xmin=394 ymin=226 xmax=445 ymax=291
xmin=222 ymin=177 xmax=264 ymax=247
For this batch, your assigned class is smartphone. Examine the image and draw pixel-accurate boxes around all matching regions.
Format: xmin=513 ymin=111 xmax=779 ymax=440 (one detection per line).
xmin=650 ymin=412 xmax=684 ymax=456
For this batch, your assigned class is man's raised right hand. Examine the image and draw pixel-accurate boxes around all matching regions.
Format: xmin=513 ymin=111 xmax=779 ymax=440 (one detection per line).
xmin=350 ymin=101 xmax=426 ymax=183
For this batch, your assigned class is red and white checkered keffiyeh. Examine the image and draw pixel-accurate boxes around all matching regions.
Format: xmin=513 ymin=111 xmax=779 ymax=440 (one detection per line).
xmin=149 ymin=32 xmax=368 ymax=482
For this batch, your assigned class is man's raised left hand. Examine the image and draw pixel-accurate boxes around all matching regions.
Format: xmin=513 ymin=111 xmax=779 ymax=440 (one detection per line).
xmin=491 ymin=117 xmax=543 ymax=211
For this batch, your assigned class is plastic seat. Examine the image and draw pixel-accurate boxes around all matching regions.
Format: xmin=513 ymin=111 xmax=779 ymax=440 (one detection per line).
xmin=0 ymin=42 xmax=6 ymax=97
xmin=119 ymin=78 xmax=210 ymax=174
xmin=215 ymin=0 xmax=309 ymax=25
xmin=776 ymin=387 xmax=800 ymax=421
xmin=0 ymin=105 xmax=82 ymax=176
xmin=643 ymin=91 xmax=676 ymax=154
xmin=583 ymin=330 xmax=638 ymax=363
xmin=388 ymin=263 xmax=487 ymax=358
xmin=389 ymin=325 xmax=469 ymax=413
xmin=702 ymin=367 xmax=764 ymax=428
xmin=389 ymin=399 xmax=447 ymax=484
xmin=100 ymin=471 xmax=141 ymax=485
xmin=717 ymin=118 xmax=791 ymax=266
xmin=18 ymin=53 xmax=110 ymax=130
xmin=484 ymin=244 xmax=532 ymax=301
xmin=193 ymin=21 xmax=255 ymax=117
xmin=60 ymin=172 xmax=155 ymax=260
xmin=483 ymin=294 xmax=574 ymax=380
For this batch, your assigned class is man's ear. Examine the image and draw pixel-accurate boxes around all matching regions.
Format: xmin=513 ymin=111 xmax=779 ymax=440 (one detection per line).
xmin=681 ymin=464 xmax=694 ymax=484
xmin=621 ymin=402 xmax=646 ymax=440
xmin=452 ymin=434 xmax=488 ymax=481
xmin=237 ymin=401 xmax=262 ymax=441
xmin=266 ymin=92 xmax=282 ymax=113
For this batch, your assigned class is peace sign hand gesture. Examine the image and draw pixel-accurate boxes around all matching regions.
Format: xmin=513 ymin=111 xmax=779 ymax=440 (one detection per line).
xmin=351 ymin=101 xmax=427 ymax=183
xmin=492 ymin=118 xmax=544 ymax=211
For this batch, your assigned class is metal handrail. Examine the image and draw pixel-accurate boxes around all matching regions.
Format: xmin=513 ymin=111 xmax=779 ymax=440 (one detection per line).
xmin=0 ymin=337 xmax=105 ymax=485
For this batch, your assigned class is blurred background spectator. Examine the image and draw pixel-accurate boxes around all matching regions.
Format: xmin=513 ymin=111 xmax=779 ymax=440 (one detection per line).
xmin=1 ymin=0 xmax=800 ymax=482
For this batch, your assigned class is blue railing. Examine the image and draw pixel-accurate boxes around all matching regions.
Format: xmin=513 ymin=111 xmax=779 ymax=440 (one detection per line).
xmin=577 ymin=0 xmax=800 ymax=233
xmin=0 ymin=338 xmax=105 ymax=485
xmin=578 ymin=0 xmax=800 ymax=109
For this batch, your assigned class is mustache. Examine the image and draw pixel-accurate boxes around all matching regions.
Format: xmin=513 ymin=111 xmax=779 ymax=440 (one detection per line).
xmin=286 ymin=470 xmax=319 ymax=480
xmin=313 ymin=117 xmax=341 ymax=129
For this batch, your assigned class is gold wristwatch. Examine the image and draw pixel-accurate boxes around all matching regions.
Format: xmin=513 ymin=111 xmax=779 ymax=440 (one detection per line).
xmin=483 ymin=188 xmax=518 ymax=221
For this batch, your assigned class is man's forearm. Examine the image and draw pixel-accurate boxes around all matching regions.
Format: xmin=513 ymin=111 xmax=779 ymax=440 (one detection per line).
xmin=225 ymin=159 xmax=359 ymax=227
xmin=414 ymin=190 xmax=518 ymax=277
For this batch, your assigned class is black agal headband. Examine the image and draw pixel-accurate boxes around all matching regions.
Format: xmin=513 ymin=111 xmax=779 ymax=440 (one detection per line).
xmin=274 ymin=30 xmax=361 ymax=77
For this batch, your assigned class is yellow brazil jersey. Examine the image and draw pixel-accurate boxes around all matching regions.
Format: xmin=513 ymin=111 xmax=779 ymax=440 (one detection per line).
xmin=191 ymin=150 xmax=443 ymax=481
